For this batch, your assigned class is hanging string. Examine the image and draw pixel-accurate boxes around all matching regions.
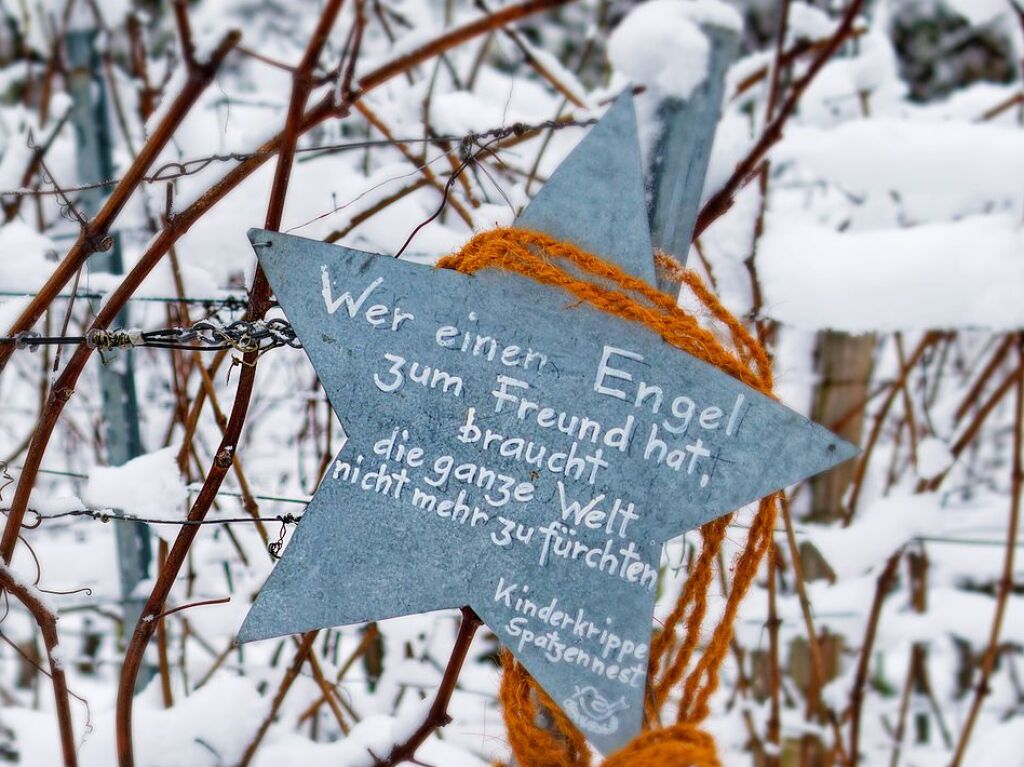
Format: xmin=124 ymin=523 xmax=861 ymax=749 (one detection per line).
xmin=437 ymin=227 xmax=781 ymax=767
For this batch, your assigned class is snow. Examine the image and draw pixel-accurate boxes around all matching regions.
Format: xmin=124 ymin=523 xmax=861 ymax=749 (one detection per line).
xmin=792 ymin=31 xmax=906 ymax=124
xmin=804 ymin=495 xmax=935 ymax=579
xmin=86 ymin=256 xmax=223 ymax=302
xmin=786 ymin=3 xmax=836 ymax=42
xmin=916 ymin=437 xmax=954 ymax=481
xmin=519 ymin=45 xmax=590 ymax=108
xmin=674 ymin=0 xmax=742 ymax=32
xmin=0 ymin=708 xmax=62 ymax=764
xmin=26 ymin=492 xmax=85 ymax=514
xmin=428 ymin=90 xmax=531 ymax=135
xmin=758 ymin=215 xmax=1024 ymax=332
xmin=48 ymin=643 xmax=68 ymax=670
xmin=250 ymin=712 xmax=485 ymax=767
xmin=964 ymin=718 xmax=1024 ymax=766
xmin=878 ymin=586 xmax=1024 ymax=650
xmin=0 ymin=559 xmax=59 ymax=614
xmin=75 ymin=677 xmax=268 ymax=767
xmin=0 ymin=295 xmax=28 ymax=336
xmin=67 ymin=1 xmax=101 ymax=32
xmin=84 ymin=446 xmax=188 ymax=537
xmin=0 ymin=106 xmax=41 ymax=190
xmin=774 ymin=119 xmax=1024 ymax=223
xmin=0 ymin=221 xmax=60 ymax=292
xmin=608 ymin=1 xmax=712 ymax=101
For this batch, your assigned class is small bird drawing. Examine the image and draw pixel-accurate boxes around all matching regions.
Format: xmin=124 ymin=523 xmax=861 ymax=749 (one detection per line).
xmin=569 ymin=686 xmax=628 ymax=723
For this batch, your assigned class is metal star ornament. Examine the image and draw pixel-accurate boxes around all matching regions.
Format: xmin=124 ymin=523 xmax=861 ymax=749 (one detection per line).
xmin=237 ymin=93 xmax=856 ymax=753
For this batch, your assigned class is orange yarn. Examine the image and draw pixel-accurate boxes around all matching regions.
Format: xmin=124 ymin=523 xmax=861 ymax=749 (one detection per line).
xmin=439 ymin=228 xmax=780 ymax=765
xmin=500 ymin=649 xmax=593 ymax=767
xmin=601 ymin=724 xmax=722 ymax=767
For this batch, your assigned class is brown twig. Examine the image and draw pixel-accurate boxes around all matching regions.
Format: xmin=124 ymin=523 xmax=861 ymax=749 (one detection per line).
xmin=744 ymin=0 xmax=791 ymax=338
xmin=171 ymin=0 xmax=198 ymax=71
xmin=35 ymin=0 xmax=76 ymax=126
xmin=0 ymin=32 xmax=242 ymax=571
xmin=765 ymin=545 xmax=782 ymax=766
xmin=298 ymin=622 xmax=379 ymax=725
xmin=693 ymin=0 xmax=865 ymax=239
xmin=475 ymin=0 xmax=585 ymax=108
xmin=779 ymin=495 xmax=849 ymax=764
xmin=304 ymin=647 xmax=351 ymax=735
xmin=155 ymin=541 xmax=174 ymax=709
xmin=948 ymin=336 xmax=1023 ymax=767
xmin=732 ymin=28 xmax=867 ymax=100
xmin=848 ymin=549 xmax=903 ymax=767
xmin=355 ymin=101 xmax=474 ymax=226
xmin=0 ymin=564 xmax=77 ymax=766
xmin=845 ymin=332 xmax=942 ymax=523
xmin=235 ymin=45 xmax=296 ymax=74
xmin=374 ymin=607 xmax=483 ymax=766
xmin=920 ymin=354 xmax=1024 ymax=493
xmin=953 ymin=334 xmax=1015 ymax=424
xmin=339 ymin=0 xmax=366 ymax=102
xmin=126 ymin=14 xmax=157 ymax=121
xmin=154 ymin=596 xmax=231 ymax=622
xmin=236 ymin=632 xmax=320 ymax=767
xmin=0 ymin=29 xmax=242 ymax=373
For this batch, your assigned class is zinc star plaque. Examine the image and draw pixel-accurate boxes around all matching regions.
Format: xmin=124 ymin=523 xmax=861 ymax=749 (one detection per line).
xmin=237 ymin=93 xmax=856 ymax=753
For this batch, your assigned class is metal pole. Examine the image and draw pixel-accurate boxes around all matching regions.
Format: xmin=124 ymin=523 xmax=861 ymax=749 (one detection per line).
xmin=644 ymin=22 xmax=738 ymax=291
xmin=66 ymin=26 xmax=152 ymax=679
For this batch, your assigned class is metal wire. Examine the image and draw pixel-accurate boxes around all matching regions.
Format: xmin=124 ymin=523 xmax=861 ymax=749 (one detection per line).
xmin=0 ymin=117 xmax=599 ymax=196
xmin=11 ymin=505 xmax=1023 ymax=547
xmin=9 ymin=507 xmax=302 ymax=528
xmin=1 ymin=317 xmax=303 ymax=353
xmin=0 ymin=289 xmax=249 ymax=308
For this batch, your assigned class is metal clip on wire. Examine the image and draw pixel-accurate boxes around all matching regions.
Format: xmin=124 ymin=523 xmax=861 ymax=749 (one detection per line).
xmin=86 ymin=328 xmax=143 ymax=352
xmin=13 ymin=332 xmax=41 ymax=351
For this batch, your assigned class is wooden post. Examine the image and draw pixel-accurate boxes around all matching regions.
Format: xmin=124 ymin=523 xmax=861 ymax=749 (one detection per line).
xmin=809 ymin=332 xmax=876 ymax=523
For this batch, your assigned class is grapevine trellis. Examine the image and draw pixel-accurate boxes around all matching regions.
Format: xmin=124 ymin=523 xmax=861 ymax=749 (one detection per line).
xmin=0 ymin=1 xmax=1021 ymax=767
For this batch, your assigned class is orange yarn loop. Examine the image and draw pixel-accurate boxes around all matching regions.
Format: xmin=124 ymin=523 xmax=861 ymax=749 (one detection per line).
xmin=438 ymin=228 xmax=780 ymax=765
xmin=500 ymin=649 xmax=593 ymax=767
xmin=600 ymin=723 xmax=722 ymax=767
